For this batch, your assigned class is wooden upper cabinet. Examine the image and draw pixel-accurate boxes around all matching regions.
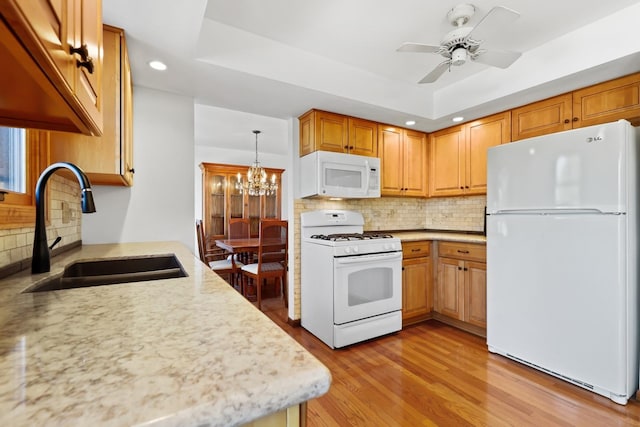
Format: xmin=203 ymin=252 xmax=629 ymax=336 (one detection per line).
xmin=512 ymin=72 xmax=640 ymax=141
xmin=0 ymin=0 xmax=103 ymax=135
xmin=403 ymin=129 xmax=428 ymax=197
xmin=379 ymin=127 xmax=403 ymax=195
xmin=348 ymin=117 xmax=378 ymax=156
xmin=429 ymin=125 xmax=465 ymax=197
xmin=511 ymin=94 xmax=573 ymax=141
xmin=298 ymin=109 xmax=377 ymax=157
xmin=573 ymin=73 xmax=640 ymax=128
xmin=430 ymin=112 xmax=510 ymax=197
xmin=50 ymin=25 xmax=133 ymax=186
xmin=466 ymin=112 xmax=511 ymax=194
xmin=379 ymin=126 xmax=428 ymax=197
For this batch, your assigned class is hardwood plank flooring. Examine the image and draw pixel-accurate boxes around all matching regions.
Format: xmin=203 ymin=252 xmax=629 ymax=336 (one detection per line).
xmin=259 ymin=298 xmax=640 ymax=426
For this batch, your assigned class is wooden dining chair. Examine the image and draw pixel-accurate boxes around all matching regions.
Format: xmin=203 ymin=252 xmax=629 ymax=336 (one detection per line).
xmin=240 ymin=220 xmax=288 ymax=310
xmin=196 ymin=219 xmax=242 ymax=286
xmin=228 ymin=218 xmax=251 ymax=264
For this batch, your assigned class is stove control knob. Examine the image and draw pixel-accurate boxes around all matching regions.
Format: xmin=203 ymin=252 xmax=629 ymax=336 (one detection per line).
xmin=344 ymin=247 xmax=351 ymax=254
xmin=352 ymin=246 xmax=359 ymax=253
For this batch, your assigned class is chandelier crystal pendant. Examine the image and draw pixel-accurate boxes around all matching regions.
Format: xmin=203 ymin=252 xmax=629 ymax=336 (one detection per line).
xmin=236 ymin=130 xmax=278 ymax=196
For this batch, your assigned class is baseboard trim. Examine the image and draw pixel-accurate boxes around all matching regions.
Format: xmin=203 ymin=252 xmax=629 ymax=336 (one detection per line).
xmin=287 ymin=317 xmax=301 ymax=327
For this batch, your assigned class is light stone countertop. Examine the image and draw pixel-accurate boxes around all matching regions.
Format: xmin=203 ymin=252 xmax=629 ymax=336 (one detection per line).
xmin=0 ymin=241 xmax=331 ymax=427
xmin=390 ymin=230 xmax=487 ymax=244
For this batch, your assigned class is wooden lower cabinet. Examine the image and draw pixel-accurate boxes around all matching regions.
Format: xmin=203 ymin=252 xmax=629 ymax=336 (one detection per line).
xmin=464 ymin=261 xmax=487 ymax=329
xmin=434 ymin=241 xmax=487 ymax=335
xmin=402 ymin=241 xmax=432 ymax=326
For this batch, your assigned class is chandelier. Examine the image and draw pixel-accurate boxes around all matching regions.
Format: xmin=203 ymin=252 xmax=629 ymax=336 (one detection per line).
xmin=236 ymin=130 xmax=278 ymax=196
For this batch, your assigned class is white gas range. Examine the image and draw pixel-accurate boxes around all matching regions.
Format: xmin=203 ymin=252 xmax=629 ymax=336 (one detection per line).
xmin=300 ymin=210 xmax=403 ymax=349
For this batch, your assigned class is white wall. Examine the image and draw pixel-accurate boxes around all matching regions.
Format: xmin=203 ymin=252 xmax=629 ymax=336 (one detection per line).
xmin=82 ymin=87 xmax=195 ymax=252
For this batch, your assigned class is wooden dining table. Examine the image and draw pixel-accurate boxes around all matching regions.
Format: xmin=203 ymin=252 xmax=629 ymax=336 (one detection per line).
xmin=214 ymin=237 xmax=286 ymax=255
xmin=214 ymin=238 xmax=261 ymax=255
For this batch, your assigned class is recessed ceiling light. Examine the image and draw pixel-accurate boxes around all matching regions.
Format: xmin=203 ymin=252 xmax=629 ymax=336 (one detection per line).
xmin=452 ymin=116 xmax=464 ymax=122
xmin=405 ymin=120 xmax=416 ymax=126
xmin=149 ymin=60 xmax=167 ymax=71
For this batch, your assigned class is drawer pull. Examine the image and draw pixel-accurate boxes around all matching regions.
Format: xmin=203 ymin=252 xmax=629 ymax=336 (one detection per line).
xmin=457 ymin=250 xmax=470 ymax=254
xmin=411 ymin=248 xmax=421 ymax=252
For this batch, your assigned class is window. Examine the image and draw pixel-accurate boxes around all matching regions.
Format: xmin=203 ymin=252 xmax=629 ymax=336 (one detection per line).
xmin=0 ymin=127 xmax=48 ymax=228
xmin=0 ymin=127 xmax=26 ymax=193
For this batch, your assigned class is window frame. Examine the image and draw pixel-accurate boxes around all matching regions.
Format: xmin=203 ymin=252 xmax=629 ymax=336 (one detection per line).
xmin=0 ymin=130 xmax=49 ymax=228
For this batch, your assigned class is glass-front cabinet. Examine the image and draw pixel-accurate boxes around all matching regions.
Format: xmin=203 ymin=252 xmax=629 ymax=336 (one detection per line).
xmin=200 ymin=162 xmax=283 ymax=238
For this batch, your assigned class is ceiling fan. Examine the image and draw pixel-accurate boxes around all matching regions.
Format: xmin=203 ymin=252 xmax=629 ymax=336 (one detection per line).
xmin=397 ymin=3 xmax=522 ymax=83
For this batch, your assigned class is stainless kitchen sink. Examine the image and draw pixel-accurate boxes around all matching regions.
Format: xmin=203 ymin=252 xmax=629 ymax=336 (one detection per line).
xmin=25 ymin=254 xmax=188 ymax=293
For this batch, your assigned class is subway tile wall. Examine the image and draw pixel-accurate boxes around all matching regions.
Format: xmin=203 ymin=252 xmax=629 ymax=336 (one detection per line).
xmin=0 ymin=175 xmax=82 ymax=270
xmin=291 ymin=194 xmax=486 ymax=319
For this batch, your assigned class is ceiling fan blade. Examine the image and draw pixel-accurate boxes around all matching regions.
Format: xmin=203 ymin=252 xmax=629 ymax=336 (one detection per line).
xmin=467 ymin=6 xmax=520 ymax=42
xmin=419 ymin=61 xmax=450 ymax=83
xmin=473 ymin=49 xmax=522 ymax=68
xmin=397 ymin=42 xmax=441 ymax=53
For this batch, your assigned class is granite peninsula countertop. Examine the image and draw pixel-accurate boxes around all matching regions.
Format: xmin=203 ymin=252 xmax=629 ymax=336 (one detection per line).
xmin=389 ymin=230 xmax=487 ymax=244
xmin=0 ymin=242 xmax=331 ymax=427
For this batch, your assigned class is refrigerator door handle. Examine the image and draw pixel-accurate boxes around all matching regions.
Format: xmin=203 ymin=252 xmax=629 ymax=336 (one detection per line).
xmin=489 ymin=208 xmax=619 ymax=215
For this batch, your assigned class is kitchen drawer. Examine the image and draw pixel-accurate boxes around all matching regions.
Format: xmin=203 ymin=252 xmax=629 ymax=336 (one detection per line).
xmin=402 ymin=241 xmax=431 ymax=259
xmin=438 ymin=241 xmax=485 ymax=262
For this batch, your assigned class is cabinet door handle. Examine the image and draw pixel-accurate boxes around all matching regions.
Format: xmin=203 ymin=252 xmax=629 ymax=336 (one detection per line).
xmin=344 ymin=145 xmax=349 ymax=149
xmin=564 ymin=119 xmax=570 ymax=124
xmin=70 ymin=44 xmax=89 ymax=61
xmin=458 ymin=266 xmax=462 ymax=270
xmin=457 ymin=250 xmax=470 ymax=254
xmin=465 ymin=186 xmax=469 ymax=189
xmin=464 ymin=267 xmax=468 ymax=271
xmin=349 ymin=146 xmax=354 ymax=150
xmin=572 ymin=117 xmax=579 ymax=122
xmin=128 ymin=168 xmax=135 ymax=174
xmin=77 ymin=58 xmax=95 ymax=74
xmin=460 ymin=186 xmax=464 ymax=190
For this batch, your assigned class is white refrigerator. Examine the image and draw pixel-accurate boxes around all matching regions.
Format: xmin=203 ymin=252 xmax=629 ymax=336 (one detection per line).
xmin=486 ymin=119 xmax=639 ymax=404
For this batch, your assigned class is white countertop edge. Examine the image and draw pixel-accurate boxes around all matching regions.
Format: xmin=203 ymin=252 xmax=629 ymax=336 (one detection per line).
xmin=391 ymin=231 xmax=486 ymax=244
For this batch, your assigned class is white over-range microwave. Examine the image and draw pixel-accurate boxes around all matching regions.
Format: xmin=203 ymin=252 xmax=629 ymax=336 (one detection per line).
xmin=299 ymin=151 xmax=381 ymax=199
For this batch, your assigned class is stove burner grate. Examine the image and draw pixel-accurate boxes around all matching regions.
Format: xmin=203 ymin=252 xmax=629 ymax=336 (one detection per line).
xmin=310 ymin=232 xmax=394 ymax=241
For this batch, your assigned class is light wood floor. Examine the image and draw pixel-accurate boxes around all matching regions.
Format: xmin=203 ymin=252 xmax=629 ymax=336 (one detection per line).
xmin=260 ymin=298 xmax=640 ymax=426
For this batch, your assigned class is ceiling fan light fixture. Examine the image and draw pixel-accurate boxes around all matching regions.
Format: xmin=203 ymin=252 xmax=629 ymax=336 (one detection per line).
xmin=451 ymin=47 xmax=467 ymax=66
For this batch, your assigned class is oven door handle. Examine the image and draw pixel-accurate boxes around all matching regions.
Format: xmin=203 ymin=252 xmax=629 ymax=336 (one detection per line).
xmin=335 ymin=251 xmax=402 ymax=265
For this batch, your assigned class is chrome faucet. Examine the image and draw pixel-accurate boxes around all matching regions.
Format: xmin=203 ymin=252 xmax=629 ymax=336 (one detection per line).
xmin=32 ymin=162 xmax=96 ymax=274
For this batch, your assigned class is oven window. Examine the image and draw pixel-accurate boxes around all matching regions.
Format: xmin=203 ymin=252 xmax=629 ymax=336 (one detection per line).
xmin=347 ymin=267 xmax=393 ymax=306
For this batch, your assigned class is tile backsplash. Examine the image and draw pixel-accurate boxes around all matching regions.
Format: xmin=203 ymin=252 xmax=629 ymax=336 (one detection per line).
xmin=0 ymin=175 xmax=82 ymax=271
xmin=294 ymin=194 xmax=486 ymax=232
